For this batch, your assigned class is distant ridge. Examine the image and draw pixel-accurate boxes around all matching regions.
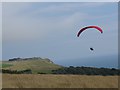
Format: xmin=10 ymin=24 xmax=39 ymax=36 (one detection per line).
xmin=8 ymin=57 xmax=54 ymax=64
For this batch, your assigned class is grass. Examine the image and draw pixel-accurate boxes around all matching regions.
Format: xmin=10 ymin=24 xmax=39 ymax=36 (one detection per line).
xmin=2 ymin=59 xmax=62 ymax=74
xmin=1 ymin=64 xmax=13 ymax=68
xmin=2 ymin=74 xmax=118 ymax=88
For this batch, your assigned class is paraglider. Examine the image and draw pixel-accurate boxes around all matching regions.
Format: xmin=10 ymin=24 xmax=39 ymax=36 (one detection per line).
xmin=77 ymin=25 xmax=103 ymax=51
xmin=77 ymin=26 xmax=103 ymax=37
xmin=90 ymin=47 xmax=94 ymax=51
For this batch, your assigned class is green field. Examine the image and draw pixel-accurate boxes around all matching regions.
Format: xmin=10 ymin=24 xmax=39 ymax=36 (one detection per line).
xmin=2 ymin=59 xmax=62 ymax=74
xmin=1 ymin=63 xmax=13 ymax=68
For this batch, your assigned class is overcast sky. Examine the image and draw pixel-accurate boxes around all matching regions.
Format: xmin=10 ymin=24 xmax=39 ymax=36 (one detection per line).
xmin=2 ymin=2 xmax=118 ymax=68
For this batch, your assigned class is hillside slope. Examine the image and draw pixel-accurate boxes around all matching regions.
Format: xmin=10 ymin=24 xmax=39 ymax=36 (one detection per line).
xmin=2 ymin=57 xmax=62 ymax=74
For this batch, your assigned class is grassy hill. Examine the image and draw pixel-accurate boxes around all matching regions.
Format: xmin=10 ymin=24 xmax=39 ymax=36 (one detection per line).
xmin=2 ymin=57 xmax=62 ymax=74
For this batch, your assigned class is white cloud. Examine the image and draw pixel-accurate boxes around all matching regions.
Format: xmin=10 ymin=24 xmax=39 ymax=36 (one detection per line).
xmin=3 ymin=3 xmax=90 ymax=42
xmin=3 ymin=2 xmax=118 ymax=50
xmin=25 ymin=2 xmax=110 ymax=16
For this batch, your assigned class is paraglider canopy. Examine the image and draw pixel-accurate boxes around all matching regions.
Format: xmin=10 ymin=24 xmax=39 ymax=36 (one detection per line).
xmin=77 ymin=26 xmax=103 ymax=37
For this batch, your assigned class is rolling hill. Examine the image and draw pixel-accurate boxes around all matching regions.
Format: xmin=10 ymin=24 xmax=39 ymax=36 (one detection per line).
xmin=2 ymin=57 xmax=62 ymax=74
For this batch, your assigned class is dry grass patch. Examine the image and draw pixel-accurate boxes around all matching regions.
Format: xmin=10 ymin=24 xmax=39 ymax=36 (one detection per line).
xmin=2 ymin=74 xmax=118 ymax=88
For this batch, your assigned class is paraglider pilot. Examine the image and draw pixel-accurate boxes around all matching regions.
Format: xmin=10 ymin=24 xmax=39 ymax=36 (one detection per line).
xmin=90 ymin=48 xmax=94 ymax=51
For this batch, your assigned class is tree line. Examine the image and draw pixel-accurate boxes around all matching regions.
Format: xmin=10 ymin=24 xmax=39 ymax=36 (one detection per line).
xmin=2 ymin=66 xmax=120 ymax=75
xmin=52 ymin=66 xmax=120 ymax=76
xmin=2 ymin=69 xmax=32 ymax=74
